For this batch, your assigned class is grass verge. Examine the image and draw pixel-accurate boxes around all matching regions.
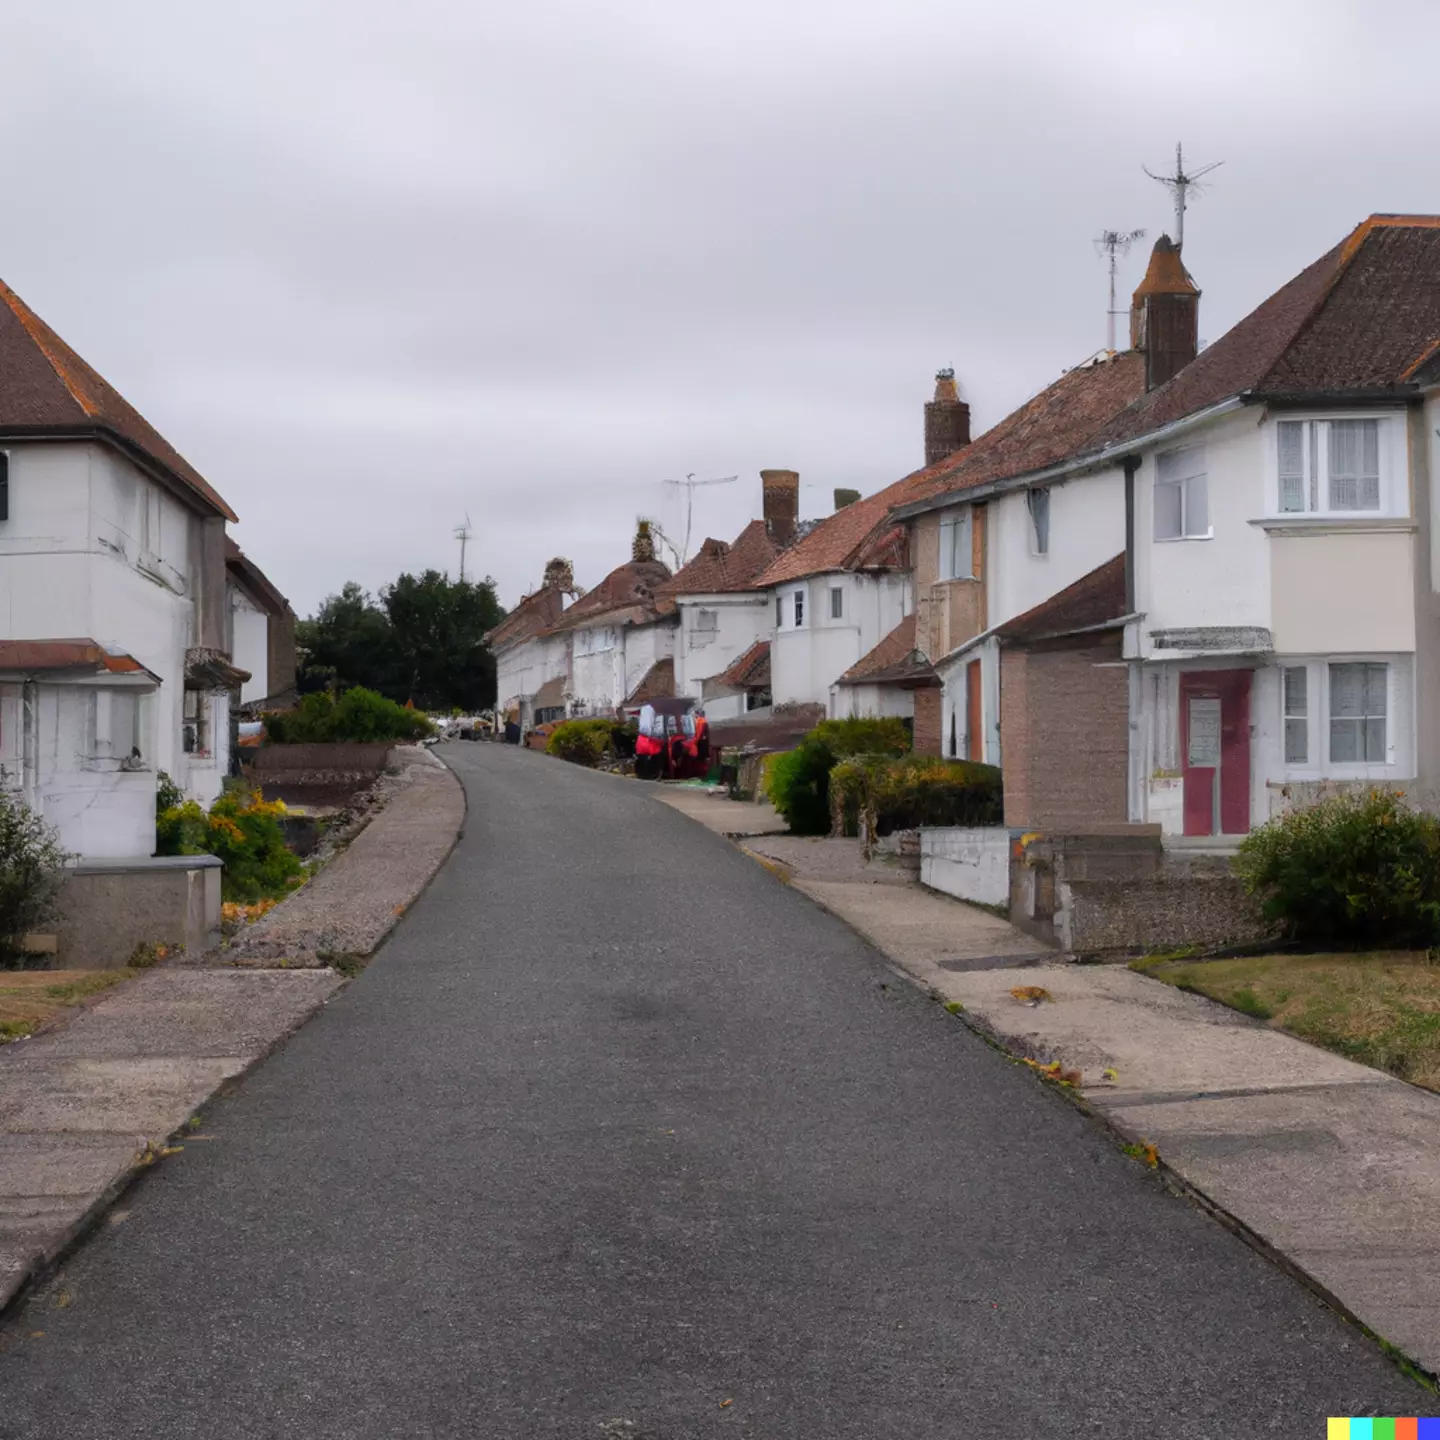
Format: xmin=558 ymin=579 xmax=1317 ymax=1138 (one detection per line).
xmin=1135 ymin=951 xmax=1440 ymax=1090
xmin=0 ymin=969 xmax=135 ymax=1045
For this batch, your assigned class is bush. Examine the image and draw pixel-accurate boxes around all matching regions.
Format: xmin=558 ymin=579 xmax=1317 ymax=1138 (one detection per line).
xmin=767 ymin=739 xmax=836 ymax=835
xmin=810 ymin=716 xmax=911 ymax=759
xmin=1233 ymin=788 xmax=1440 ymax=948
xmin=831 ymin=754 xmax=1003 ymax=838
xmin=157 ymin=788 xmax=304 ymax=902
xmin=264 ymin=688 xmax=432 ymax=744
xmin=545 ymin=718 xmax=615 ymax=767
xmin=0 ymin=795 xmax=69 ymax=969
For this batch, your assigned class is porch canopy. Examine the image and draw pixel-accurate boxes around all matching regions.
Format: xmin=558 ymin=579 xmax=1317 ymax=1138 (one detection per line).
xmin=0 ymin=639 xmax=159 ymax=688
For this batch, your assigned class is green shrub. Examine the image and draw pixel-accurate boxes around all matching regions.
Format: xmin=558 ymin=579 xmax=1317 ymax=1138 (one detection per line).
xmin=545 ymin=718 xmax=614 ymax=767
xmin=0 ymin=795 xmax=69 ymax=969
xmin=831 ymin=754 xmax=1003 ymax=837
xmin=810 ymin=716 xmax=911 ymax=759
xmin=1233 ymin=788 xmax=1440 ymax=948
xmin=767 ymin=739 xmax=836 ymax=835
xmin=157 ymin=789 xmax=304 ymax=902
xmin=264 ymin=688 xmax=432 ymax=744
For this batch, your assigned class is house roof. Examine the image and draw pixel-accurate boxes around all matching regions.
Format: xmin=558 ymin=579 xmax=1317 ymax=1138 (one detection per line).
xmin=753 ymin=470 xmax=935 ymax=588
xmin=1092 ymin=215 xmax=1440 ymax=451
xmin=485 ymin=585 xmax=566 ymax=649
xmin=224 ymin=539 xmax=294 ymax=619
xmin=837 ymin=613 xmax=936 ymax=685
xmin=897 ymin=350 xmax=1147 ymax=514
xmin=714 ymin=639 xmax=771 ymax=691
xmin=0 ymin=638 xmax=158 ymax=682
xmin=655 ymin=520 xmax=782 ymax=599
xmin=625 ymin=657 xmax=675 ymax=706
xmin=995 ymin=554 xmax=1127 ymax=645
xmin=0 ymin=279 xmax=237 ymax=521
xmin=546 ymin=558 xmax=673 ymax=634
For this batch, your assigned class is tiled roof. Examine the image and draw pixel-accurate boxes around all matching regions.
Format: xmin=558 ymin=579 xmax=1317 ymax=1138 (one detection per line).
xmin=0 ymin=638 xmax=157 ymax=680
xmin=1092 ymin=215 xmax=1440 ymax=450
xmin=626 ymin=657 xmax=675 ymax=705
xmin=225 ymin=538 xmax=294 ymax=619
xmin=656 ymin=520 xmax=781 ymax=599
xmin=546 ymin=559 xmax=673 ymax=634
xmin=753 ymin=471 xmax=936 ymax=588
xmin=714 ymin=640 xmax=771 ymax=691
xmin=900 ymin=351 xmax=1146 ymax=511
xmin=0 ymin=279 xmax=237 ymax=521
xmin=486 ymin=585 xmax=565 ymax=648
xmin=995 ymin=554 xmax=1127 ymax=644
xmin=837 ymin=613 xmax=936 ymax=685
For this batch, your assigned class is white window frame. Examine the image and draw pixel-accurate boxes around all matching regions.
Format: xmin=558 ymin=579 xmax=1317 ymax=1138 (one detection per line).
xmin=829 ymin=585 xmax=844 ymax=620
xmin=938 ymin=507 xmax=974 ymax=581
xmin=1153 ymin=444 xmax=1211 ymax=542
xmin=1269 ymin=413 xmax=1402 ymax=519
xmin=792 ymin=589 xmax=805 ymax=628
xmin=1278 ymin=655 xmax=1409 ymax=780
xmin=1026 ymin=487 xmax=1050 ymax=557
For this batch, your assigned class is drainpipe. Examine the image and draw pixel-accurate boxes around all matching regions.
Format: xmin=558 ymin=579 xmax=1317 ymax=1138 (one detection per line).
xmin=1122 ymin=455 xmax=1139 ymax=614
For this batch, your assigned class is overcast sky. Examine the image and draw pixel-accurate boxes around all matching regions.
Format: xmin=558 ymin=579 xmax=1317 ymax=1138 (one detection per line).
xmin=2 ymin=1 xmax=1435 ymax=614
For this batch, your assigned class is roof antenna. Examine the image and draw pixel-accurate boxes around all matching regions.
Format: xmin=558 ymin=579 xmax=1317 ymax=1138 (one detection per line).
xmin=1094 ymin=228 xmax=1146 ymax=353
xmin=1143 ymin=142 xmax=1222 ymax=251
xmin=453 ymin=513 xmax=473 ymax=583
xmin=661 ymin=473 xmax=738 ymax=567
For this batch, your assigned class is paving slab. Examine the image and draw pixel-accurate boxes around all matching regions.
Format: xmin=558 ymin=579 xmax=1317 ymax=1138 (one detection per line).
xmin=651 ymin=785 xmax=789 ymax=836
xmin=654 ymin=789 xmax=1440 ymax=1378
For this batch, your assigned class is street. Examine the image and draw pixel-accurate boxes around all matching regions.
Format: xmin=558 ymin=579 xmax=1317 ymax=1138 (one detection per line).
xmin=0 ymin=744 xmax=1421 ymax=1437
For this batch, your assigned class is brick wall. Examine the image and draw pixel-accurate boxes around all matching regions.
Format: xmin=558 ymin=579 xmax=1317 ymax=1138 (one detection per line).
xmin=913 ymin=685 xmax=942 ymax=757
xmin=1002 ymin=632 xmax=1128 ymax=830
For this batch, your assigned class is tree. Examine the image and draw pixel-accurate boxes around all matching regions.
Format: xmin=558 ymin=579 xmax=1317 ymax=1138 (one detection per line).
xmin=381 ymin=570 xmax=504 ymax=712
xmin=296 ymin=583 xmax=399 ymax=697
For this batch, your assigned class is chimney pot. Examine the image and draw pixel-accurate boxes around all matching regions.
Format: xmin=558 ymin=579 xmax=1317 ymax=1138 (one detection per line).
xmin=760 ymin=469 xmax=799 ymax=547
xmin=924 ymin=369 xmax=971 ymax=467
xmin=1131 ymin=235 xmax=1200 ymax=391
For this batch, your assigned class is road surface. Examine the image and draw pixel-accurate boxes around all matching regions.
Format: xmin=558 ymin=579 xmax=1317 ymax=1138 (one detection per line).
xmin=0 ymin=744 xmax=1421 ymax=1436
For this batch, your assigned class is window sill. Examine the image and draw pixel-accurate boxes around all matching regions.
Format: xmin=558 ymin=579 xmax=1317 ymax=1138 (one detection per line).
xmin=1251 ymin=516 xmax=1415 ymax=535
xmin=1154 ymin=531 xmax=1214 ymax=543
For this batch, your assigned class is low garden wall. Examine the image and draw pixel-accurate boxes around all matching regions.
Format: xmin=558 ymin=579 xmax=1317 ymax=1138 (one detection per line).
xmin=920 ymin=826 xmax=1010 ymax=905
xmin=243 ymin=742 xmax=395 ymax=783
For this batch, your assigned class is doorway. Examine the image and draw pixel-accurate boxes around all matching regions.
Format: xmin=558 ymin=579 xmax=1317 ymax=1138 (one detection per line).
xmin=1179 ymin=670 xmax=1251 ymax=836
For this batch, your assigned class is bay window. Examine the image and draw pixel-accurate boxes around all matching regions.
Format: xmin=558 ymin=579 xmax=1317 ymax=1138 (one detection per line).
xmin=1279 ymin=657 xmax=1406 ymax=774
xmin=1276 ymin=417 xmax=1391 ymax=516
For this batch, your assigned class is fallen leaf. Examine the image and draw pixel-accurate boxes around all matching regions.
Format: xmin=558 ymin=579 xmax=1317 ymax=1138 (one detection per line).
xmin=1101 ymin=1067 xmax=1118 ymax=1082
xmin=1010 ymin=985 xmax=1051 ymax=1004
xmin=719 ymin=1399 xmax=733 ymax=1409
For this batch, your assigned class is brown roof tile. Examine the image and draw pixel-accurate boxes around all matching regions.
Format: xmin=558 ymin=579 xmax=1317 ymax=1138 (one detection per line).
xmin=0 ymin=279 xmax=237 ymax=520
xmin=0 ymin=638 xmax=157 ymax=679
xmin=546 ymin=558 xmax=673 ymax=634
xmin=656 ymin=520 xmax=782 ymax=598
xmin=902 ymin=351 xmax=1146 ymax=510
xmin=995 ymin=554 xmax=1126 ymax=644
xmin=486 ymin=585 xmax=566 ymax=648
xmin=838 ymin=614 xmax=936 ymax=685
xmin=625 ymin=657 xmax=675 ymax=705
xmin=714 ymin=639 xmax=771 ymax=691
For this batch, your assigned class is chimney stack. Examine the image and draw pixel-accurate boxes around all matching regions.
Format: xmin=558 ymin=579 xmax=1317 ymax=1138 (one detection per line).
xmin=1130 ymin=235 xmax=1199 ymax=391
xmin=833 ymin=488 xmax=860 ymax=512
xmin=761 ymin=469 xmax=799 ymax=547
xmin=542 ymin=557 xmax=574 ymax=593
xmin=632 ymin=519 xmax=656 ymax=564
xmin=924 ymin=368 xmax=971 ymax=467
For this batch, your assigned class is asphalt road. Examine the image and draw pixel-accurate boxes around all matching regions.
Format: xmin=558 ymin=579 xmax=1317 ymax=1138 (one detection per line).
xmin=0 ymin=745 xmax=1422 ymax=1437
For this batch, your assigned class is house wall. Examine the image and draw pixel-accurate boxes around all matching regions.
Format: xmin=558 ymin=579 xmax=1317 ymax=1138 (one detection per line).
xmin=830 ymin=682 xmax=915 ymax=720
xmin=913 ymin=686 xmax=942 ymax=757
xmin=674 ymin=594 xmax=772 ymax=698
xmin=937 ymin=636 xmax=1001 ymax=764
xmin=1270 ymin=531 xmax=1415 ymax=654
xmin=988 ymin=467 xmax=1126 ymax=629
xmin=569 ymin=623 xmax=623 ymax=714
xmin=770 ymin=572 xmax=908 ymax=710
xmin=496 ymin=633 xmax=568 ymax=714
xmin=912 ymin=505 xmax=986 ymax=662
xmin=623 ymin=620 xmax=677 ymax=703
xmin=0 ymin=441 xmax=230 ymax=815
xmin=230 ymin=587 xmax=270 ymax=705
xmin=1001 ymin=634 xmax=1129 ymax=830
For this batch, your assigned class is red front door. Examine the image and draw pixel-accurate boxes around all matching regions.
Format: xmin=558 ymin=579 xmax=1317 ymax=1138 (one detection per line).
xmin=1180 ymin=670 xmax=1252 ymax=837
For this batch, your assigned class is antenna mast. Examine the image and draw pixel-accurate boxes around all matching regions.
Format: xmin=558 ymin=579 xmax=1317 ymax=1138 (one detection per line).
xmin=660 ymin=473 xmax=739 ymax=566
xmin=1094 ymin=228 xmax=1146 ymax=352
xmin=453 ymin=514 xmax=473 ymax=583
xmin=1143 ymin=142 xmax=1223 ymax=251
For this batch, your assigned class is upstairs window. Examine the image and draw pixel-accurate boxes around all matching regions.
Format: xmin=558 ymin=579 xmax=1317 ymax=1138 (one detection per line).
xmin=830 ymin=586 xmax=844 ymax=619
xmin=793 ymin=590 xmax=805 ymax=627
xmin=775 ymin=594 xmax=782 ymax=628
xmin=1154 ymin=445 xmax=1209 ymax=540
xmin=1277 ymin=418 xmax=1386 ymax=516
xmin=1026 ymin=488 xmax=1050 ymax=556
xmin=938 ymin=508 xmax=973 ymax=580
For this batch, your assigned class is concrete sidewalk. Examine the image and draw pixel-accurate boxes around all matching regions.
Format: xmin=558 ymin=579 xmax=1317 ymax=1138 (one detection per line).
xmin=658 ymin=792 xmax=1440 ymax=1380
xmin=0 ymin=749 xmax=467 ymax=1313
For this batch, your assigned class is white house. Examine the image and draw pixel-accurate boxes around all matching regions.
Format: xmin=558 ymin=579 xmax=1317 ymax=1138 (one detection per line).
xmin=226 ymin=539 xmax=297 ymax=713
xmin=486 ymin=559 xmax=574 ymax=731
xmin=548 ymin=524 xmax=674 ymax=717
xmin=655 ymin=470 xmax=790 ymax=722
xmin=0 ymin=276 xmax=245 ymax=859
